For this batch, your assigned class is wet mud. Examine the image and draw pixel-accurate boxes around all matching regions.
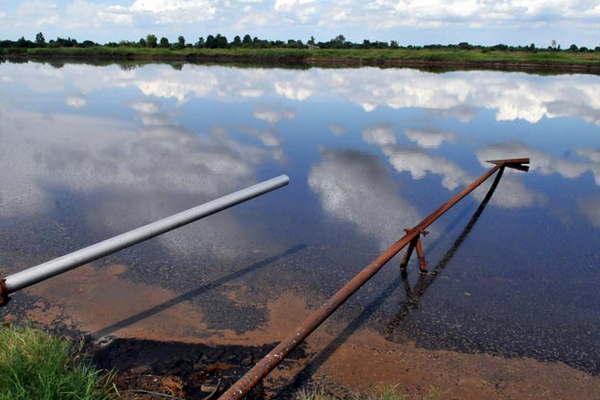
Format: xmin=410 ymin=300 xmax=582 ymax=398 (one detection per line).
xmin=4 ymin=261 xmax=600 ymax=400
xmin=94 ymin=337 xmax=306 ymax=400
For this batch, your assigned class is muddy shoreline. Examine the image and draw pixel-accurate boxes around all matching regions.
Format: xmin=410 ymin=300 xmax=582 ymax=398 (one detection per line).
xmin=93 ymin=336 xmax=308 ymax=400
xmin=1 ymin=291 xmax=310 ymax=400
xmin=5 ymin=275 xmax=600 ymax=400
xmin=3 ymin=53 xmax=600 ymax=74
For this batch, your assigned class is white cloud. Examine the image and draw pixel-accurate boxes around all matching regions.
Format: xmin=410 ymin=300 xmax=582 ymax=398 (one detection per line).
xmin=366 ymin=0 xmax=600 ymax=28
xmin=405 ymin=128 xmax=455 ymax=149
xmin=308 ymin=149 xmax=420 ymax=247
xmin=1 ymin=0 xmax=599 ymax=44
xmin=130 ymin=101 xmax=160 ymax=114
xmin=6 ymin=63 xmax=600 ymax=128
xmin=253 ymin=107 xmax=295 ymax=124
xmin=66 ymin=95 xmax=86 ymax=108
xmin=274 ymin=0 xmax=316 ymax=12
xmin=274 ymin=81 xmax=313 ymax=101
xmin=362 ymin=124 xmax=397 ymax=146
xmin=476 ymin=143 xmax=600 ymax=185
xmin=360 ymin=130 xmax=541 ymax=209
xmin=128 ymin=0 xmax=216 ymax=23
xmin=239 ymin=89 xmax=264 ymax=98
xmin=577 ymin=148 xmax=600 ymax=163
xmin=383 ymin=146 xmax=470 ymax=190
xmin=0 ymin=103 xmax=281 ymax=257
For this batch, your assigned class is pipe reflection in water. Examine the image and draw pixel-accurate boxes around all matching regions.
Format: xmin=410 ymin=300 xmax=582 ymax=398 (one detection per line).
xmin=275 ymin=167 xmax=507 ymax=395
xmin=386 ymin=167 xmax=505 ymax=335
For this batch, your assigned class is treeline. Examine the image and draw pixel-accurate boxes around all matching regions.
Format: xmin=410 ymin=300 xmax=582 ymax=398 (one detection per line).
xmin=2 ymin=32 xmax=599 ymax=53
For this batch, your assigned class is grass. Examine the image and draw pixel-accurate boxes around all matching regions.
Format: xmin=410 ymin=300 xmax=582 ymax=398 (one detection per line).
xmin=0 ymin=325 xmax=116 ymax=400
xmin=1 ymin=46 xmax=599 ymax=68
xmin=295 ymin=385 xmax=441 ymax=400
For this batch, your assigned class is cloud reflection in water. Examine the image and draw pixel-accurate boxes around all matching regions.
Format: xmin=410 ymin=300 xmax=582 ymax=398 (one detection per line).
xmin=308 ymin=150 xmax=420 ymax=248
xmin=0 ymin=102 xmax=282 ymax=257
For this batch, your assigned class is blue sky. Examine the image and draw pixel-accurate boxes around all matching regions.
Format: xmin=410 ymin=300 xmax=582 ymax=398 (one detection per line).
xmin=1 ymin=0 xmax=599 ymax=47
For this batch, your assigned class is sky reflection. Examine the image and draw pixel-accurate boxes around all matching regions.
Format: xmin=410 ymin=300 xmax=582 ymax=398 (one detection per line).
xmin=0 ymin=61 xmax=599 ymax=372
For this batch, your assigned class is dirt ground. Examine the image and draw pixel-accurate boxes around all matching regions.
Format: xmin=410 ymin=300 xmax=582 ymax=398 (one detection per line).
xmin=8 ymin=263 xmax=600 ymax=400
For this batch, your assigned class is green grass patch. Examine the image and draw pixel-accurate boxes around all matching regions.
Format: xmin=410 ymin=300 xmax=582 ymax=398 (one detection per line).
xmin=0 ymin=326 xmax=116 ymax=400
xmin=3 ymin=46 xmax=599 ymax=67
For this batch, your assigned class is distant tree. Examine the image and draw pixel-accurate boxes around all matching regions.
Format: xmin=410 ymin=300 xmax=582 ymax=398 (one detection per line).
xmin=390 ymin=40 xmax=399 ymax=48
xmin=569 ymin=44 xmax=578 ymax=51
xmin=159 ymin=37 xmax=169 ymax=48
xmin=215 ymin=34 xmax=228 ymax=48
xmin=35 ymin=32 xmax=45 ymax=46
xmin=146 ymin=34 xmax=157 ymax=48
xmin=16 ymin=36 xmax=28 ymax=48
xmin=196 ymin=37 xmax=205 ymax=48
xmin=138 ymin=38 xmax=146 ymax=47
xmin=551 ymin=39 xmax=557 ymax=50
xmin=529 ymin=43 xmax=535 ymax=51
xmin=243 ymin=34 xmax=252 ymax=45
xmin=308 ymin=36 xmax=315 ymax=45
xmin=177 ymin=35 xmax=185 ymax=48
xmin=579 ymin=46 xmax=589 ymax=52
xmin=458 ymin=41 xmax=471 ymax=49
xmin=596 ymin=46 xmax=600 ymax=52
xmin=206 ymin=35 xmax=216 ymax=48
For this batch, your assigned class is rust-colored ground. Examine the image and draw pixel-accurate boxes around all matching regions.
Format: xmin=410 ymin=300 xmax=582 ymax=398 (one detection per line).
xmin=16 ymin=263 xmax=600 ymax=399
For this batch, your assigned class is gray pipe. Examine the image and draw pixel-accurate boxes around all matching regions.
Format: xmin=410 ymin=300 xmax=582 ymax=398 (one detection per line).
xmin=4 ymin=175 xmax=289 ymax=293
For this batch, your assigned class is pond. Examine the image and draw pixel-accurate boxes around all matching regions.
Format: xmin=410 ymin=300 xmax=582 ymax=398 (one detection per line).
xmin=0 ymin=60 xmax=599 ymax=394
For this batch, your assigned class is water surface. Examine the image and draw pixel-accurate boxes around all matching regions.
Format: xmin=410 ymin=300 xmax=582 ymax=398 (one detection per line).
xmin=1 ymin=61 xmax=599 ymax=374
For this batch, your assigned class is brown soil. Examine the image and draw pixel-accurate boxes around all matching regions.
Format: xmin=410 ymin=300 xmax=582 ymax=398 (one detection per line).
xmin=11 ymin=262 xmax=600 ymax=399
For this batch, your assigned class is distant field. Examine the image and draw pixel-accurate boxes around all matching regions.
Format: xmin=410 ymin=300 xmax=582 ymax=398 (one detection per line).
xmin=2 ymin=46 xmax=600 ymax=72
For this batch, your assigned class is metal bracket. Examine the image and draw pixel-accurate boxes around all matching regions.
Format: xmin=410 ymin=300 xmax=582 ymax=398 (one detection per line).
xmin=415 ymin=237 xmax=428 ymax=274
xmin=399 ymin=228 xmax=429 ymax=276
xmin=0 ymin=279 xmax=9 ymax=306
xmin=487 ymin=157 xmax=530 ymax=172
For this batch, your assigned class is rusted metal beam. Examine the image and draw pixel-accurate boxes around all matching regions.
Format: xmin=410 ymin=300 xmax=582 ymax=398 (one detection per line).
xmin=399 ymin=237 xmax=417 ymax=273
xmin=217 ymin=157 xmax=528 ymax=400
xmin=415 ymin=237 xmax=428 ymax=273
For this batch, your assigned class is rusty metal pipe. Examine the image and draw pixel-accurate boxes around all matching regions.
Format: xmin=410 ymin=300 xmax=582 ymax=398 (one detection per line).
xmin=415 ymin=238 xmax=427 ymax=273
xmin=217 ymin=158 xmax=528 ymax=400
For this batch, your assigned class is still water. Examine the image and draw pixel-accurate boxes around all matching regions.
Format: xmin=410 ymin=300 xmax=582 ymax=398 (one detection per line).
xmin=0 ymin=61 xmax=599 ymax=375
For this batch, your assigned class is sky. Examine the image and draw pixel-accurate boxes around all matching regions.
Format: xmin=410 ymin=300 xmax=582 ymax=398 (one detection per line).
xmin=0 ymin=0 xmax=599 ymax=47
